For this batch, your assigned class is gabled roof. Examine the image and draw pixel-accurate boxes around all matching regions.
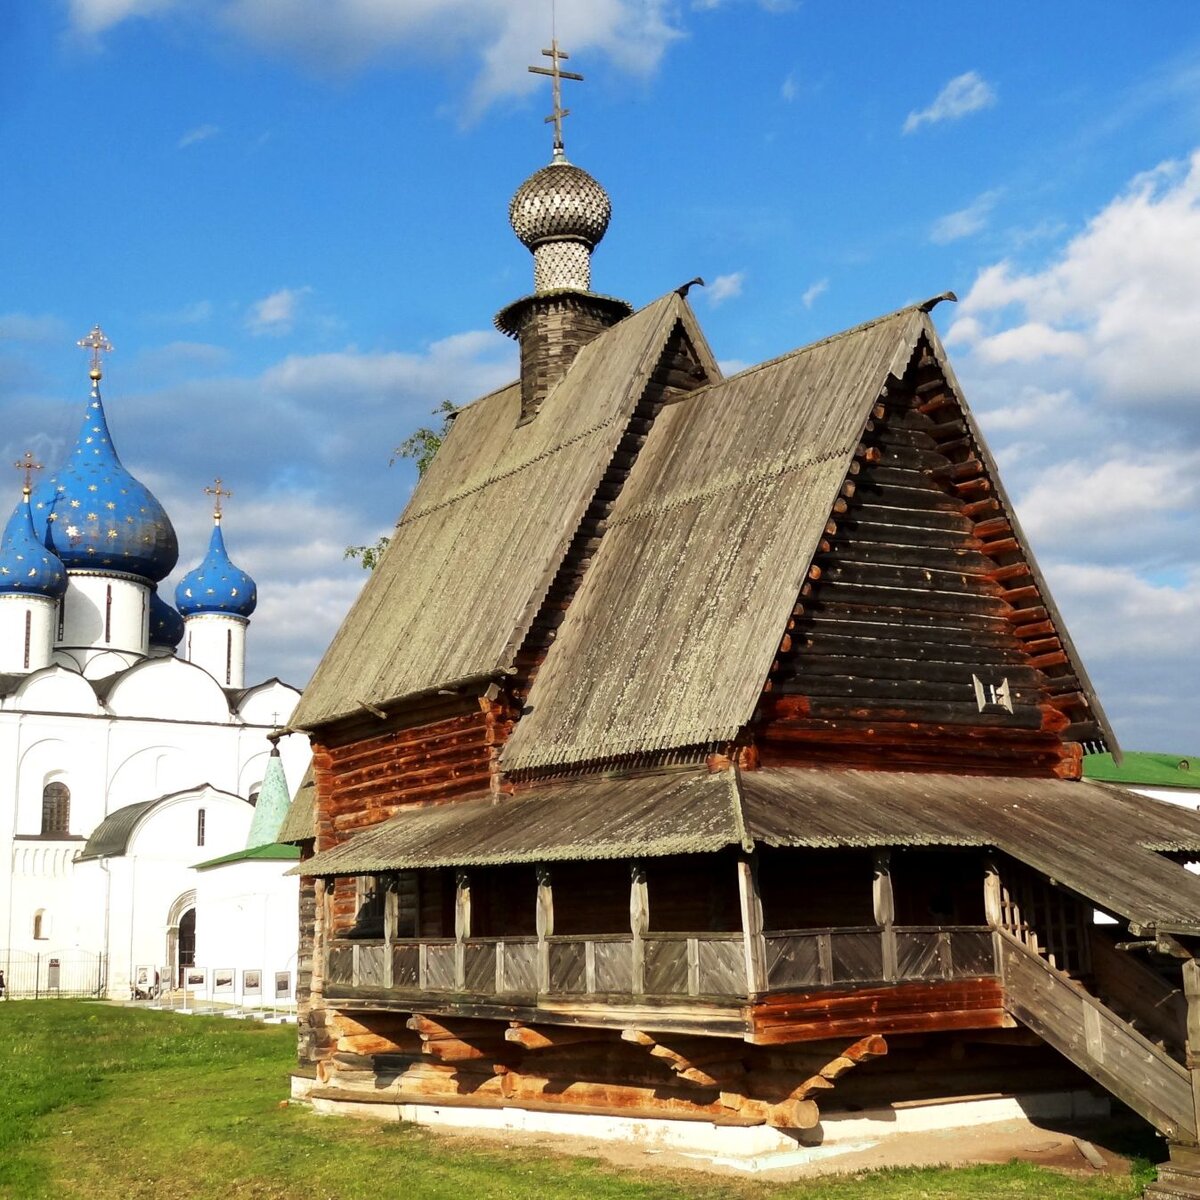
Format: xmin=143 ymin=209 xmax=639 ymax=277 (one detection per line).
xmin=293 ymin=767 xmax=1200 ymax=934
xmin=292 ymin=293 xmax=720 ymax=731
xmin=77 ymin=785 xmax=249 ymax=861
xmin=501 ymin=302 xmax=1115 ymax=772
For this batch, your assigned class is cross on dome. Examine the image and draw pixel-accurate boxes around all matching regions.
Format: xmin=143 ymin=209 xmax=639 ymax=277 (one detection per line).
xmin=13 ymin=451 xmax=43 ymax=497
xmin=77 ymin=325 xmax=113 ymax=383
xmin=528 ymin=39 xmax=584 ymax=161
xmin=204 ymin=477 xmax=232 ymax=524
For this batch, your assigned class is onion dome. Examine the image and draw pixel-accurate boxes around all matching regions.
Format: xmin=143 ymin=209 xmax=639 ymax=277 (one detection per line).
xmin=175 ymin=518 xmax=257 ymax=619
xmin=509 ymin=159 xmax=612 ymax=251
xmin=148 ymin=588 xmax=185 ymax=648
xmin=32 ymin=376 xmax=178 ymax=582
xmin=0 ymin=485 xmax=67 ymax=598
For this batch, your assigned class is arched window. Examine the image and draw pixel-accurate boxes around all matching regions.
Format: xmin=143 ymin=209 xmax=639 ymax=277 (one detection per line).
xmin=33 ymin=909 xmax=49 ymax=940
xmin=41 ymin=782 xmax=70 ymax=837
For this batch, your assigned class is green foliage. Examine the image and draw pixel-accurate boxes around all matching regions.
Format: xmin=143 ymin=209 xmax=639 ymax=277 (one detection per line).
xmin=0 ymin=1001 xmax=1163 ymax=1200
xmin=345 ymin=400 xmax=458 ymax=571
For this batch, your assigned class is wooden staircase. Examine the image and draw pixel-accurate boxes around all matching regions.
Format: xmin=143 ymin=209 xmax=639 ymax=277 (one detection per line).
xmin=1146 ymin=1145 xmax=1200 ymax=1200
xmin=997 ymin=932 xmax=1197 ymax=1143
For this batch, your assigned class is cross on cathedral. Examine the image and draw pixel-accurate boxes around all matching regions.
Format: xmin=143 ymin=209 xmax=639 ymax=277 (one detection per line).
xmin=77 ymin=325 xmax=113 ymax=382
xmin=13 ymin=451 xmax=43 ymax=496
xmin=528 ymin=39 xmax=584 ymax=157
xmin=204 ymin=477 xmax=232 ymax=523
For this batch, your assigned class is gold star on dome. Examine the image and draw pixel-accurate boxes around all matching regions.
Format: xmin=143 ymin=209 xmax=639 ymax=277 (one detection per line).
xmin=69 ymin=499 xmax=80 ymax=508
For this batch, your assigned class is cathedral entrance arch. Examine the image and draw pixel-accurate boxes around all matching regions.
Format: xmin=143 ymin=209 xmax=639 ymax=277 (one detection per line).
xmin=166 ymin=889 xmax=196 ymax=986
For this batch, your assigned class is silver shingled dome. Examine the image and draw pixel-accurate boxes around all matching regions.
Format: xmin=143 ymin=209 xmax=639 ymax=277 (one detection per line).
xmin=509 ymin=160 xmax=612 ymax=250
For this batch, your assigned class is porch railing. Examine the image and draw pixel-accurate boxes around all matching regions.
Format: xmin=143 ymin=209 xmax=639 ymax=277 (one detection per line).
xmin=325 ymin=925 xmax=995 ymax=1000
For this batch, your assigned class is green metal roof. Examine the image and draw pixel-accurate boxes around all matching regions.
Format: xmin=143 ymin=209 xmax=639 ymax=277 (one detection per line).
xmin=1085 ymin=751 xmax=1198 ymax=790
xmin=194 ymin=842 xmax=301 ymax=870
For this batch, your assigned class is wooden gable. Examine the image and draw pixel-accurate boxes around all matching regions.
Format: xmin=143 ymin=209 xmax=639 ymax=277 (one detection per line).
xmin=754 ymin=332 xmax=1113 ymax=778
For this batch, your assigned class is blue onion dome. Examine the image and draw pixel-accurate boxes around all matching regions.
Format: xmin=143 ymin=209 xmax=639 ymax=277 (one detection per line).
xmin=148 ymin=588 xmax=185 ymax=648
xmin=31 ymin=378 xmax=178 ymax=581
xmin=0 ymin=485 xmax=67 ymax=598
xmin=175 ymin=518 xmax=257 ymax=618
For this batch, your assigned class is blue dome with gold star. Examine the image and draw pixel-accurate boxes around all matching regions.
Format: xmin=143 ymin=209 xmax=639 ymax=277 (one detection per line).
xmin=32 ymin=382 xmax=178 ymax=582
xmin=175 ymin=521 xmax=257 ymax=619
xmin=0 ymin=488 xmax=67 ymax=598
xmin=148 ymin=588 xmax=185 ymax=648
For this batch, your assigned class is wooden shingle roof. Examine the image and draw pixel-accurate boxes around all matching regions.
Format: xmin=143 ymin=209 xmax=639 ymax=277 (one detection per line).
xmin=294 ymin=767 xmax=1200 ymax=934
xmin=292 ymin=293 xmax=719 ymax=731
xmin=502 ymin=302 xmax=1112 ymax=771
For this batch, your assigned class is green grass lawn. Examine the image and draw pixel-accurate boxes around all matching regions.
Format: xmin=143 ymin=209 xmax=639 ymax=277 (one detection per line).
xmin=0 ymin=1001 xmax=1160 ymax=1200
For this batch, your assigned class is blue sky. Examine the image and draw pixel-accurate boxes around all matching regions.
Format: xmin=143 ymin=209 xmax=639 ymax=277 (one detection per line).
xmin=2 ymin=2 xmax=1199 ymax=752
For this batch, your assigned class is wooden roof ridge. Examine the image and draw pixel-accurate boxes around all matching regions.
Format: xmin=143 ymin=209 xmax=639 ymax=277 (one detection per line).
xmin=920 ymin=323 xmax=1120 ymax=762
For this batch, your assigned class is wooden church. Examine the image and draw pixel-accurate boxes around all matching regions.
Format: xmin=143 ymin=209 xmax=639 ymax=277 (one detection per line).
xmin=287 ymin=45 xmax=1200 ymax=1187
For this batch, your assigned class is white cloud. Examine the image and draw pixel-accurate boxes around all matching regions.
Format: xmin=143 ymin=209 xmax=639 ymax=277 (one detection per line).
xmin=0 ymin=314 xmax=68 ymax=344
xmin=952 ymin=150 xmax=1200 ymax=414
xmin=780 ymin=72 xmax=797 ymax=102
xmin=178 ymin=123 xmax=219 ymax=149
xmin=801 ymin=278 xmax=828 ymax=309
xmin=67 ymin=0 xmax=683 ymax=115
xmin=67 ymin=0 xmax=175 ymax=36
xmin=930 ymin=190 xmax=1000 ymax=244
xmin=245 ymin=286 xmax=312 ymax=336
xmin=903 ymin=71 xmax=996 ymax=134
xmin=942 ymin=151 xmax=1200 ymax=751
xmin=707 ymin=271 xmax=745 ymax=306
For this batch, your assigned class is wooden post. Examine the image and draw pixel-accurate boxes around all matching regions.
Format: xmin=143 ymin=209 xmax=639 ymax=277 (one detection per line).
xmin=737 ymin=855 xmax=766 ymax=996
xmin=983 ymin=857 xmax=1002 ymax=926
xmin=630 ymin=862 xmax=648 ymax=996
xmin=384 ymin=874 xmax=397 ymax=989
xmin=1182 ymin=958 xmax=1200 ymax=1141
xmin=536 ymin=866 xmax=553 ymax=995
xmin=312 ymin=877 xmax=328 ymax=1001
xmin=454 ymin=871 xmax=470 ymax=991
xmin=873 ymin=849 xmax=898 ymax=980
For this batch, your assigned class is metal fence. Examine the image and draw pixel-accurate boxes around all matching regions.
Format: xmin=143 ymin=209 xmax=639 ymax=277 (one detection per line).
xmin=0 ymin=949 xmax=107 ymax=999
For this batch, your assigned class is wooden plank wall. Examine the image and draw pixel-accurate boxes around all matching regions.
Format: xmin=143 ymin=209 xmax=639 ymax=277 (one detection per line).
xmin=755 ymin=338 xmax=1082 ymax=778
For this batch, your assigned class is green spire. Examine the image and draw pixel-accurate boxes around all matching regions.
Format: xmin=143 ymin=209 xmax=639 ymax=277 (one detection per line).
xmin=246 ymin=737 xmax=292 ymax=849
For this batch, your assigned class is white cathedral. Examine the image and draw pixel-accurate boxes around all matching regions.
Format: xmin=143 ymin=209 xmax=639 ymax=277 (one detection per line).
xmin=0 ymin=329 xmax=309 ymax=999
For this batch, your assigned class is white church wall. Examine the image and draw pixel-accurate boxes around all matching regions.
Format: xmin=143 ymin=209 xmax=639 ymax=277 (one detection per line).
xmin=194 ymin=860 xmax=300 ymax=1005
xmin=6 ymin=668 xmax=104 ymax=715
xmin=237 ymin=681 xmax=300 ymax=727
xmin=84 ymin=787 xmax=253 ymax=997
xmin=105 ymin=657 xmax=234 ymax=724
xmin=58 ymin=574 xmax=148 ymax=662
xmin=0 ymin=596 xmax=56 ymax=674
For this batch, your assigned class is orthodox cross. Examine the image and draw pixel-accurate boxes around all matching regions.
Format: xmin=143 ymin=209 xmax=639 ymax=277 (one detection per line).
xmin=204 ymin=477 xmax=232 ymax=522
xmin=528 ymin=39 xmax=583 ymax=157
xmin=13 ymin=451 xmax=43 ymax=495
xmin=77 ymin=325 xmax=113 ymax=381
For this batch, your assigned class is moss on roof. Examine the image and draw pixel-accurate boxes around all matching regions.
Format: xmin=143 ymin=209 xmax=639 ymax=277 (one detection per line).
xmin=1085 ymin=751 xmax=1198 ymax=789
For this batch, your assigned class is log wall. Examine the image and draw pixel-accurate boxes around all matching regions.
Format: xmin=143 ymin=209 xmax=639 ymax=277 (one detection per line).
xmin=312 ymin=693 xmax=513 ymax=854
xmin=756 ymin=338 xmax=1085 ymax=778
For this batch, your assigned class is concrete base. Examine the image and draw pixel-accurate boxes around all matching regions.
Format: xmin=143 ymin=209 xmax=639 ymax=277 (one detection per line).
xmin=290 ymin=1075 xmax=1110 ymax=1173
